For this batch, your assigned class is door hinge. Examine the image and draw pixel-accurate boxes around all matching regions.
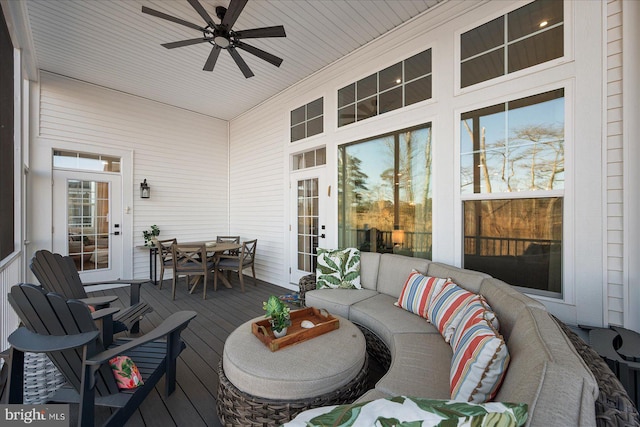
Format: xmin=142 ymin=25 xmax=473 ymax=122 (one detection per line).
xmin=289 ymin=267 xmax=291 ymax=274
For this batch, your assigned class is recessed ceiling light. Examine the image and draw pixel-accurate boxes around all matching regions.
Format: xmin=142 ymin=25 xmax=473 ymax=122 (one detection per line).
xmin=396 ymin=78 xmax=402 ymax=84
xmin=539 ymin=20 xmax=548 ymax=28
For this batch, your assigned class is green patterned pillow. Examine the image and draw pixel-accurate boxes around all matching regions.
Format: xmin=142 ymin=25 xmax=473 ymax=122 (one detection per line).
xmin=315 ymin=248 xmax=361 ymax=289
xmin=283 ymin=396 xmax=528 ymax=427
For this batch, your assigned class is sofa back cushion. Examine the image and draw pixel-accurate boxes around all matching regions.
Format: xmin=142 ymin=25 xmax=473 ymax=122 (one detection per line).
xmin=495 ymin=307 xmax=598 ymax=426
xmin=376 ymin=254 xmax=431 ymax=298
xmin=479 ymin=278 xmax=546 ymax=342
xmin=426 ymin=263 xmax=490 ymax=294
xmin=359 ymin=252 xmax=381 ymax=290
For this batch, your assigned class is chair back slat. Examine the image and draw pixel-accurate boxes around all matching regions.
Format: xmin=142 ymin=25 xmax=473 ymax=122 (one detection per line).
xmin=158 ymin=238 xmax=177 ymax=264
xmin=9 ymin=284 xmax=119 ymax=396
xmin=242 ymin=239 xmax=257 ymax=265
xmin=31 ymin=250 xmax=87 ymax=299
xmin=173 ymin=245 xmax=208 ymax=271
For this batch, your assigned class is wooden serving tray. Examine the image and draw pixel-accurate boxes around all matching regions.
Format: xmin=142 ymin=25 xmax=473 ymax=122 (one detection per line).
xmin=252 ymin=307 xmax=340 ymax=352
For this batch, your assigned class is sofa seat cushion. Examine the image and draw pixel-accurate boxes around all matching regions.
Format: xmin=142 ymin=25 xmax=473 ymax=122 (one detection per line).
xmin=305 ymin=288 xmax=378 ymax=318
xmin=350 ymin=294 xmax=438 ymax=350
xmin=376 ymin=333 xmax=452 ymax=399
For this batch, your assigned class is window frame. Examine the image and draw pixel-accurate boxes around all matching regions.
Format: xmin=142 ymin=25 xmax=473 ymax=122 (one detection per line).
xmin=290 ymin=97 xmax=324 ymax=143
xmin=337 ymin=49 xmax=432 ymax=128
xmin=454 ymin=0 xmax=573 ymax=96
xmin=455 ymin=80 xmax=574 ymax=302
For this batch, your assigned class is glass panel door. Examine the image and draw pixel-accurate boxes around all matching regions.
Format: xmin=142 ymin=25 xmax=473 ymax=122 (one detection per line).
xmin=67 ymin=179 xmax=110 ymax=271
xmin=290 ymin=170 xmax=326 ymax=285
xmin=53 ymin=169 xmax=122 ymax=281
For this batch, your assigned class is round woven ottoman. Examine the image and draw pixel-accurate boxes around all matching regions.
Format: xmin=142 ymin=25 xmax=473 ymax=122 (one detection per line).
xmin=217 ymin=314 xmax=368 ymax=426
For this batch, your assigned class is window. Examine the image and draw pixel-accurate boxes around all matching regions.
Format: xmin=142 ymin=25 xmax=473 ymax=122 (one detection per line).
xmin=338 ymin=49 xmax=432 ymax=127
xmin=292 ymin=147 xmax=326 ymax=171
xmin=53 ymin=151 xmax=121 ymax=173
xmin=291 ymin=98 xmax=323 ymax=142
xmin=460 ymin=89 xmax=564 ymax=296
xmin=460 ymin=0 xmax=563 ymax=88
xmin=0 ymin=6 xmax=14 ymax=261
xmin=339 ymin=124 xmax=432 ymax=258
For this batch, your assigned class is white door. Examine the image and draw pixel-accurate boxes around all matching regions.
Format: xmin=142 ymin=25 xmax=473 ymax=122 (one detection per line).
xmin=290 ymin=170 xmax=327 ymax=285
xmin=53 ymin=169 xmax=123 ymax=282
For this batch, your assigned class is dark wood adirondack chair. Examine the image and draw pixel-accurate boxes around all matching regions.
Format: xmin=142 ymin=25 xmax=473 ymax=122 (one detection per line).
xmin=31 ymin=249 xmax=153 ymax=333
xmin=6 ymin=283 xmax=196 ymax=427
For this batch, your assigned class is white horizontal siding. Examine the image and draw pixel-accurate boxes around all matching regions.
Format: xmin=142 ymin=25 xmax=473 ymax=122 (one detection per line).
xmin=35 ymin=72 xmax=228 ymax=280
xmin=606 ymin=0 xmax=624 ymax=326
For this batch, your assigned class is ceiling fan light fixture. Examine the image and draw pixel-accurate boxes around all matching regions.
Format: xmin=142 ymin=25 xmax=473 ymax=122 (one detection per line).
xmin=214 ymin=35 xmax=230 ymax=48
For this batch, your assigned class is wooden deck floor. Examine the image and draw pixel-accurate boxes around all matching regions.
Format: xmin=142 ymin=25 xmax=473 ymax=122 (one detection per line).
xmin=87 ymin=275 xmax=294 ymax=427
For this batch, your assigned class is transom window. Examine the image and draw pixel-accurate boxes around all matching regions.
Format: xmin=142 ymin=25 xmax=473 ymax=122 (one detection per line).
xmin=291 ymin=98 xmax=323 ymax=142
xmin=460 ymin=89 xmax=565 ymax=296
xmin=460 ymin=0 xmax=563 ymax=88
xmin=53 ymin=150 xmax=121 ymax=173
xmin=292 ymin=147 xmax=326 ymax=171
xmin=338 ymin=49 xmax=432 ymax=127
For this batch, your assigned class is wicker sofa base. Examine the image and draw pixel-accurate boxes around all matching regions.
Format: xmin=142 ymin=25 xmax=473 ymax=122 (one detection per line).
xmin=216 ymin=354 xmax=369 ymax=427
xmin=355 ymin=323 xmax=392 ymax=372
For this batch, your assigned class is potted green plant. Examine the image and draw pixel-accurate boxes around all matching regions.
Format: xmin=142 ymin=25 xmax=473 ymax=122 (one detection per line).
xmin=143 ymin=225 xmax=160 ymax=247
xmin=263 ymin=295 xmax=291 ymax=338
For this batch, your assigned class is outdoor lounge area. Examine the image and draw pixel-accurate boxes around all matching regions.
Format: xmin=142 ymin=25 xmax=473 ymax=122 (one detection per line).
xmin=1 ymin=0 xmax=640 ymax=426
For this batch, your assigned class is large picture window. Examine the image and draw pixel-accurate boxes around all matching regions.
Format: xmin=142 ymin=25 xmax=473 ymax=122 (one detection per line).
xmin=460 ymin=89 xmax=564 ymax=296
xmin=339 ymin=124 xmax=432 ymax=258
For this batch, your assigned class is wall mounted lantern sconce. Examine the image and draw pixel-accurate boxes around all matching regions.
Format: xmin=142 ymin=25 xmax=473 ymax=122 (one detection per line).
xmin=140 ymin=179 xmax=150 ymax=199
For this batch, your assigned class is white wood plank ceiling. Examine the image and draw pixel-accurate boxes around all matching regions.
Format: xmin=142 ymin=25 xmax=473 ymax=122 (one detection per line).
xmin=23 ymin=0 xmax=443 ymax=120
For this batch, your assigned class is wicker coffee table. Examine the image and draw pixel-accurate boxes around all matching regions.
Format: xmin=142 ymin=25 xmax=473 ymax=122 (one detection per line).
xmin=217 ymin=313 xmax=368 ymax=426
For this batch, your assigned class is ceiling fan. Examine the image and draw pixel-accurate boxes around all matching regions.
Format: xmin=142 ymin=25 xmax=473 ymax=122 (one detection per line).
xmin=142 ymin=0 xmax=286 ymax=78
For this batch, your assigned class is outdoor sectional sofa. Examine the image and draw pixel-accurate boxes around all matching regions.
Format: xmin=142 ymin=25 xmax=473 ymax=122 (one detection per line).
xmin=299 ymin=252 xmax=639 ymax=427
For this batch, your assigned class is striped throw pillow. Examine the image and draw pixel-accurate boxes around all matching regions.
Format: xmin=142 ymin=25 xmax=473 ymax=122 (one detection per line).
xmin=395 ymin=271 xmax=449 ymax=318
xmin=451 ymin=294 xmax=500 ymax=341
xmin=426 ymin=282 xmax=476 ymax=342
xmin=450 ymin=306 xmax=510 ymax=403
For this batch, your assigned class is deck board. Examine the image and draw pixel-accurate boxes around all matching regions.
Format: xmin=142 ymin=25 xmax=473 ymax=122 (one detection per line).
xmin=81 ymin=275 xmax=292 ymax=426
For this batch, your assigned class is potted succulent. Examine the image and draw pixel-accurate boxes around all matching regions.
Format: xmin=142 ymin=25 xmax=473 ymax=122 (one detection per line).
xmin=263 ymin=295 xmax=291 ymax=338
xmin=143 ymin=225 xmax=160 ymax=247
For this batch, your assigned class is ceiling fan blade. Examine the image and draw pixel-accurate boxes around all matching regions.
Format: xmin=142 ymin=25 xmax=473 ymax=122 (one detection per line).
xmin=187 ymin=0 xmax=216 ymax=27
xmin=162 ymin=38 xmax=210 ymax=49
xmin=142 ymin=6 xmax=206 ymax=32
xmin=234 ymin=26 xmax=286 ymax=39
xmin=236 ymin=41 xmax=283 ymax=67
xmin=228 ymin=48 xmax=255 ymax=78
xmin=222 ymin=0 xmax=248 ymax=28
xmin=203 ymin=46 xmax=222 ymax=71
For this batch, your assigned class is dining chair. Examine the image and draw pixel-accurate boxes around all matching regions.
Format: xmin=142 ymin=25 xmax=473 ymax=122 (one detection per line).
xmin=157 ymin=238 xmax=177 ymax=289
xmin=172 ymin=244 xmax=214 ymax=300
xmin=216 ymin=235 xmax=241 ymax=256
xmin=214 ymin=239 xmax=257 ymax=293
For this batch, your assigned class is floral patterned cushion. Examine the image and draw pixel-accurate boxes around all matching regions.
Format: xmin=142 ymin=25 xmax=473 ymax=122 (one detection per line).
xmin=283 ymin=396 xmax=528 ymax=426
xmin=109 ymin=355 xmax=144 ymax=389
xmin=315 ymin=248 xmax=361 ymax=289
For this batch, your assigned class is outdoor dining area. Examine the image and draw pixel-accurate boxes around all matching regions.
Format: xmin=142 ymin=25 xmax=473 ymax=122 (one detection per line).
xmin=0 ymin=240 xmax=282 ymax=427
xmin=152 ymin=236 xmax=258 ymax=300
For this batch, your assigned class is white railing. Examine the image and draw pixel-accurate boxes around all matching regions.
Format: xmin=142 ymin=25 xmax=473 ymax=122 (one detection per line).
xmin=0 ymin=255 xmax=21 ymax=351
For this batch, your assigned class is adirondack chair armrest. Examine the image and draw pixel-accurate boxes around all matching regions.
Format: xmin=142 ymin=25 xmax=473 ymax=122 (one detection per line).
xmin=8 ymin=327 xmax=100 ymax=353
xmin=80 ymin=295 xmax=119 ymax=309
xmin=91 ymin=307 xmax=119 ymax=348
xmin=85 ymin=311 xmax=197 ymax=366
xmin=83 ymin=279 xmax=148 ymax=306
